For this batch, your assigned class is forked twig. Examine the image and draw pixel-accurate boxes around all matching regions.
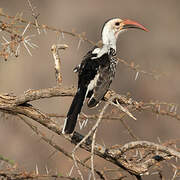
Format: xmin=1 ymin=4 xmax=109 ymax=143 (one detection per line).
xmin=51 ymin=44 xmax=68 ymax=85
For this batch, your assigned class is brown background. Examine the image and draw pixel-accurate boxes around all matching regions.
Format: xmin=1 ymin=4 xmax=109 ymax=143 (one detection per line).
xmin=0 ymin=0 xmax=180 ymax=179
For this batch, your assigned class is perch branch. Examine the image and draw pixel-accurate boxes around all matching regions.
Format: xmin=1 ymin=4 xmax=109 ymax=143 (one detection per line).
xmin=0 ymin=87 xmax=180 ymax=176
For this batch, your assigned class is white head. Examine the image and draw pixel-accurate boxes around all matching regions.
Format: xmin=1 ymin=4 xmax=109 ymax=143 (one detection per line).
xmin=101 ymin=18 xmax=148 ymax=49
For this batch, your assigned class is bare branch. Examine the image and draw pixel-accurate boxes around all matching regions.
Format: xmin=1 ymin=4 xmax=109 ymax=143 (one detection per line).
xmin=51 ymin=44 xmax=68 ymax=85
xmin=0 ymin=87 xmax=179 ymax=177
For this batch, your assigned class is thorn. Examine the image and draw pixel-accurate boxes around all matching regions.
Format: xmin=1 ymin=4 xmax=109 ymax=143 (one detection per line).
xmin=61 ymin=32 xmax=64 ymax=39
xmin=23 ymin=35 xmax=38 ymax=55
xmin=174 ymin=144 xmax=178 ymax=162
xmin=26 ymin=41 xmax=38 ymax=49
xmin=23 ymin=41 xmax=32 ymax=56
xmin=174 ymin=105 xmax=178 ymax=113
xmin=68 ymin=165 xmax=74 ymax=177
xmin=170 ymin=105 xmax=175 ymax=113
xmin=172 ymin=168 xmax=177 ymax=180
xmin=2 ymin=36 xmax=9 ymax=44
xmin=15 ymin=44 xmax=20 ymax=57
xmin=43 ymin=27 xmax=47 ymax=34
xmin=35 ymin=164 xmax=39 ymax=175
xmin=26 ymin=41 xmax=35 ymax=49
xmin=35 ymin=19 xmax=41 ymax=35
xmin=84 ymin=118 xmax=88 ymax=127
xmin=171 ymin=164 xmax=177 ymax=170
xmin=30 ymin=42 xmax=38 ymax=48
xmin=135 ymin=71 xmax=139 ymax=80
xmin=79 ymin=120 xmax=84 ymax=130
xmin=22 ymin=23 xmax=30 ymax=36
xmin=115 ymin=100 xmax=136 ymax=120
xmin=79 ymin=118 xmax=88 ymax=130
xmin=157 ymin=136 xmax=161 ymax=144
xmin=24 ymin=34 xmax=36 ymax=40
xmin=77 ymin=38 xmax=82 ymax=50
xmin=19 ymin=12 xmax=24 ymax=19
xmin=31 ymin=42 xmax=39 ymax=48
xmin=88 ymin=170 xmax=92 ymax=180
xmin=45 ymin=165 xmax=49 ymax=175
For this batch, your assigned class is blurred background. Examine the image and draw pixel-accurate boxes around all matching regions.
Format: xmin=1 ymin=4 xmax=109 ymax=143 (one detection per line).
xmin=0 ymin=0 xmax=180 ymax=179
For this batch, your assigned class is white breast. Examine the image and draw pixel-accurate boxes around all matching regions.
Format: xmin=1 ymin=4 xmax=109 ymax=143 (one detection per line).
xmin=92 ymin=48 xmax=100 ymax=54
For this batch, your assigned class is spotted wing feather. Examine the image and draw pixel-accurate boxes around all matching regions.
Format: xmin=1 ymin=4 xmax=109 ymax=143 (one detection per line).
xmin=88 ymin=55 xmax=117 ymax=108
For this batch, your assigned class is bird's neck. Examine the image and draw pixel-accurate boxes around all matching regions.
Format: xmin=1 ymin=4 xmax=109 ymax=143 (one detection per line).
xmin=102 ymin=28 xmax=117 ymax=51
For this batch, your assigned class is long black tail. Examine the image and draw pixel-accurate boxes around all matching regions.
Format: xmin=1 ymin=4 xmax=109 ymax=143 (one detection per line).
xmin=62 ymin=87 xmax=87 ymax=134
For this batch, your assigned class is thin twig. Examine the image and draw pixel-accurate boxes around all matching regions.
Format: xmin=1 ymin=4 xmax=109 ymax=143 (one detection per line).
xmin=27 ymin=0 xmax=40 ymax=34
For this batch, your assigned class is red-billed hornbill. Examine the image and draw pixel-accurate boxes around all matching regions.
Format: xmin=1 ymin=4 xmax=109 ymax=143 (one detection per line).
xmin=62 ymin=18 xmax=148 ymax=134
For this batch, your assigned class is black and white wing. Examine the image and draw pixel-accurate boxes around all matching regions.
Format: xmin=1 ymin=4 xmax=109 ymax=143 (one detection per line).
xmin=87 ymin=54 xmax=117 ymax=108
xmin=62 ymin=46 xmax=99 ymax=134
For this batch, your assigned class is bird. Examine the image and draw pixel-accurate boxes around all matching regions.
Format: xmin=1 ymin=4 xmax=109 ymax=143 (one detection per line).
xmin=62 ymin=18 xmax=148 ymax=134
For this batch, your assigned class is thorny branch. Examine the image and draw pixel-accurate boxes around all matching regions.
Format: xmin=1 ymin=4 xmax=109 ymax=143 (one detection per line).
xmin=0 ymin=10 xmax=163 ymax=79
xmin=0 ymin=9 xmax=179 ymax=180
xmin=0 ymin=86 xmax=179 ymax=178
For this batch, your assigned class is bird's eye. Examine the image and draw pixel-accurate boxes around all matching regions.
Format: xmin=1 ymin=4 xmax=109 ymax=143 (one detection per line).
xmin=115 ymin=22 xmax=120 ymax=26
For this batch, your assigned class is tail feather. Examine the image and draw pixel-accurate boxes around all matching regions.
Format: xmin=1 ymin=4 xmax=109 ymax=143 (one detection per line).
xmin=62 ymin=88 xmax=87 ymax=134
